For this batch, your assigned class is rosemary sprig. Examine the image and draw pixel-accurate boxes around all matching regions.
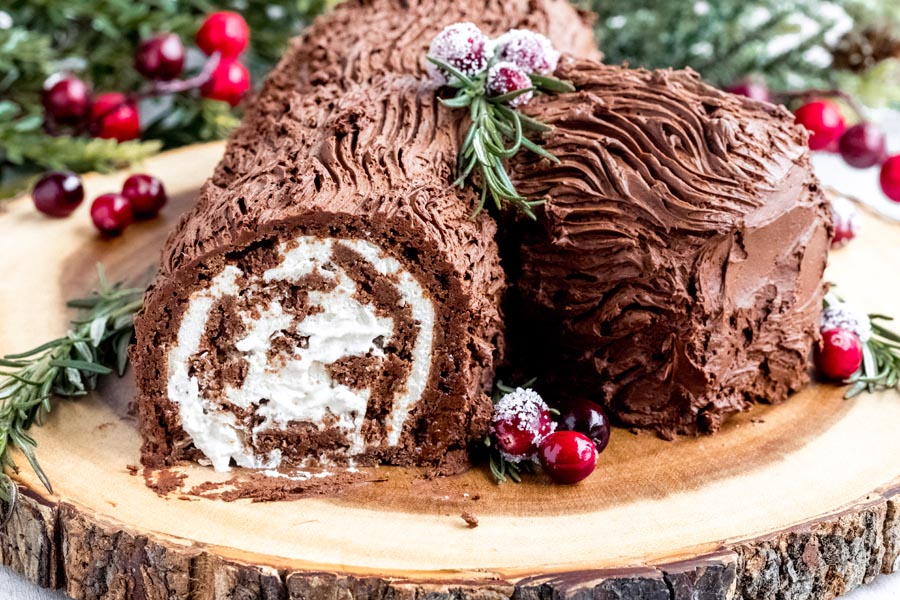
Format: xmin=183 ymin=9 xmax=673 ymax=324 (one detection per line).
xmin=844 ymin=314 xmax=900 ymax=399
xmin=0 ymin=266 xmax=143 ymax=499
xmin=427 ymin=56 xmax=574 ymax=220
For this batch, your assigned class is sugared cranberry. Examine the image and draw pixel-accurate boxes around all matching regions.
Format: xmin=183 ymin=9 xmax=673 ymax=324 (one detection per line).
xmin=32 ymin=171 xmax=84 ymax=217
xmin=427 ymin=22 xmax=490 ymax=83
xmin=90 ymin=193 xmax=133 ymax=236
xmin=196 ymin=12 xmax=250 ymax=58
xmin=538 ymin=431 xmax=597 ymax=484
xmin=135 ymin=33 xmax=186 ymax=81
xmin=820 ymin=302 xmax=871 ymax=342
xmin=830 ymin=195 xmax=860 ymax=248
xmin=839 ymin=123 xmax=887 ymax=169
xmin=815 ymin=329 xmax=863 ymax=381
xmin=724 ymin=79 xmax=771 ymax=103
xmin=880 ymin=155 xmax=900 ymax=203
xmin=491 ymin=388 xmax=555 ymax=461
xmin=557 ymin=399 xmax=611 ymax=453
xmin=90 ymin=93 xmax=140 ymax=141
xmin=487 ymin=61 xmax=533 ymax=107
xmin=42 ymin=75 xmax=91 ymax=125
xmin=794 ymin=100 xmax=846 ymax=151
xmin=200 ymin=59 xmax=250 ymax=107
xmin=122 ymin=174 xmax=167 ymax=218
xmin=493 ymin=29 xmax=560 ymax=76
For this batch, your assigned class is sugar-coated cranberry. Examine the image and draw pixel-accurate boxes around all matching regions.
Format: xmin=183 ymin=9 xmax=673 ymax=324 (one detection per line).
xmin=486 ymin=61 xmax=533 ymax=107
xmin=135 ymin=33 xmax=186 ymax=81
xmin=42 ymin=75 xmax=91 ymax=125
xmin=200 ymin=59 xmax=250 ymax=107
xmin=90 ymin=93 xmax=140 ymax=141
xmin=724 ymin=79 xmax=771 ymax=103
xmin=122 ymin=174 xmax=167 ymax=218
xmin=196 ymin=12 xmax=250 ymax=58
xmin=427 ymin=22 xmax=490 ymax=83
xmin=32 ymin=171 xmax=84 ymax=217
xmin=880 ymin=155 xmax=900 ymax=203
xmin=794 ymin=100 xmax=846 ymax=151
xmin=829 ymin=195 xmax=860 ymax=248
xmin=491 ymin=388 xmax=555 ymax=461
xmin=556 ymin=399 xmax=611 ymax=453
xmin=839 ymin=123 xmax=887 ymax=169
xmin=90 ymin=193 xmax=134 ymax=236
xmin=493 ymin=29 xmax=560 ymax=76
xmin=538 ymin=431 xmax=597 ymax=485
xmin=815 ymin=329 xmax=863 ymax=381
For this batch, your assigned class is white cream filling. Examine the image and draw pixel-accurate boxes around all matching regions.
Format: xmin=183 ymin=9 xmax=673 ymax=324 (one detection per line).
xmin=166 ymin=236 xmax=435 ymax=472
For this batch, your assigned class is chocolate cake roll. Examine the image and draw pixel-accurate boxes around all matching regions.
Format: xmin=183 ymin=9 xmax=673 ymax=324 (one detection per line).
xmin=509 ymin=59 xmax=831 ymax=438
xmin=132 ymin=0 xmax=597 ymax=472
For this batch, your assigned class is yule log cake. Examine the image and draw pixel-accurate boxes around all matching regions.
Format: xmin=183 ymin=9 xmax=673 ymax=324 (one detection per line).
xmin=511 ymin=59 xmax=831 ymax=438
xmin=132 ymin=0 xmax=597 ymax=473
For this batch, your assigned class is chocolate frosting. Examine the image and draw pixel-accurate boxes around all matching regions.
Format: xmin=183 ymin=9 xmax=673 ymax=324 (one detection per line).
xmin=509 ymin=58 xmax=832 ymax=437
xmin=132 ymin=0 xmax=598 ymax=470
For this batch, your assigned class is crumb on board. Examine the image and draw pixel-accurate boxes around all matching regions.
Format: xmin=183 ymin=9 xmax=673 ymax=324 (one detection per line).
xmin=460 ymin=512 xmax=479 ymax=528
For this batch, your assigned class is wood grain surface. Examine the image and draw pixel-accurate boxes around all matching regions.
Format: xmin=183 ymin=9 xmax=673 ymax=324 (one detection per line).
xmin=0 ymin=142 xmax=898 ymax=600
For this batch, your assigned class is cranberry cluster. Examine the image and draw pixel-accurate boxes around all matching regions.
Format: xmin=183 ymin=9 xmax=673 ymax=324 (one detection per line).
xmin=32 ymin=171 xmax=167 ymax=237
xmin=42 ymin=12 xmax=251 ymax=142
xmin=490 ymin=388 xmax=610 ymax=485
xmin=427 ymin=24 xmax=561 ymax=107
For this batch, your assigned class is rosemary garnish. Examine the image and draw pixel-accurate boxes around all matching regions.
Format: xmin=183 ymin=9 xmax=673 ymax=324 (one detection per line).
xmin=0 ymin=266 xmax=143 ymax=499
xmin=844 ymin=314 xmax=900 ymax=399
xmin=427 ymin=56 xmax=574 ymax=220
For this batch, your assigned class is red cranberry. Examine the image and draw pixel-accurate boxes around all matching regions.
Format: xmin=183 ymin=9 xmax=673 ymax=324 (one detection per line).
xmin=90 ymin=193 xmax=134 ymax=236
xmin=794 ymin=100 xmax=846 ymax=151
xmin=42 ymin=75 xmax=91 ymax=125
xmin=90 ymin=93 xmax=140 ymax=142
xmin=880 ymin=155 xmax=900 ymax=203
xmin=427 ymin=22 xmax=489 ymax=82
xmin=200 ymin=59 xmax=250 ymax=107
xmin=538 ymin=431 xmax=597 ymax=484
xmin=815 ymin=329 xmax=863 ymax=381
xmin=122 ymin=174 xmax=167 ymax=218
xmin=135 ymin=33 xmax=186 ymax=81
xmin=196 ymin=12 xmax=250 ymax=58
xmin=839 ymin=123 xmax=887 ymax=169
xmin=491 ymin=388 xmax=554 ymax=460
xmin=557 ymin=399 xmax=611 ymax=453
xmin=487 ymin=62 xmax=533 ymax=107
xmin=830 ymin=196 xmax=859 ymax=248
xmin=724 ymin=80 xmax=770 ymax=103
xmin=32 ymin=171 xmax=84 ymax=217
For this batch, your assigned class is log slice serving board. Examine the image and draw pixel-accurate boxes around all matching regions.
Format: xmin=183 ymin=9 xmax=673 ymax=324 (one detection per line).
xmin=1 ymin=142 xmax=899 ymax=600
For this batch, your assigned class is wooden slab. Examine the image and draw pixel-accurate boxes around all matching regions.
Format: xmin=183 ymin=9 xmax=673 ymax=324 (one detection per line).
xmin=1 ymin=142 xmax=899 ymax=600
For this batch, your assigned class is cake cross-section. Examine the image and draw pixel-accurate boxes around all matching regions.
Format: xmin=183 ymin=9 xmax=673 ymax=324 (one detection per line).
xmin=131 ymin=0 xmax=597 ymax=472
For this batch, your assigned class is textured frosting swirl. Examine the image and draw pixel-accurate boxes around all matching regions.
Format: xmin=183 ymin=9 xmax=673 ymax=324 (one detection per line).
xmin=509 ymin=58 xmax=832 ymax=436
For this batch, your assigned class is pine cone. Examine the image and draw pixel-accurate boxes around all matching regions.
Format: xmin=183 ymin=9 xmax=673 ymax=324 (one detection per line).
xmin=833 ymin=27 xmax=900 ymax=73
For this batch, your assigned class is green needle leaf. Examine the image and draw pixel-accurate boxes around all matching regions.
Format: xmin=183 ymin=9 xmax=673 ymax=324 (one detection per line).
xmin=0 ymin=264 xmax=144 ymax=500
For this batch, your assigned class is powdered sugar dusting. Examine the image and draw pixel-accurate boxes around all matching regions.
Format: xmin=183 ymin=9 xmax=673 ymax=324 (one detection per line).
xmin=491 ymin=388 xmax=555 ymax=463
xmin=493 ymin=29 xmax=560 ymax=75
xmin=830 ymin=195 xmax=860 ymax=247
xmin=427 ymin=22 xmax=490 ymax=84
xmin=821 ymin=296 xmax=871 ymax=342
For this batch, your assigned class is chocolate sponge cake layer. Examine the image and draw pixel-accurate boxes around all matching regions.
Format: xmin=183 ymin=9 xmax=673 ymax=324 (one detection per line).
xmin=132 ymin=0 xmax=597 ymax=472
xmin=509 ymin=59 xmax=832 ymax=438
